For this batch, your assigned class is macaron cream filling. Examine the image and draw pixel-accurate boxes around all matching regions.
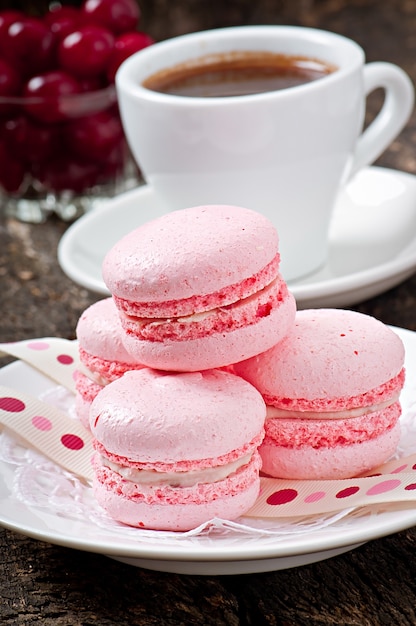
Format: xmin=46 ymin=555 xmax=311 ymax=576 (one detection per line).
xmin=262 ymin=368 xmax=405 ymax=416
xmin=92 ymin=430 xmax=264 ymax=472
xmin=264 ymin=402 xmax=401 ymax=449
xmin=265 ymin=391 xmax=402 ymax=420
xmin=93 ymin=450 xmax=263 ymax=508
xmin=99 ymin=452 xmax=253 ymax=488
xmin=76 ymin=363 xmax=112 ymax=387
xmin=120 ymin=275 xmax=288 ymax=342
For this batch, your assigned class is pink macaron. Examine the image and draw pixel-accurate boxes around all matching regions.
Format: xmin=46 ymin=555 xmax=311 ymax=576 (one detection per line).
xmin=74 ymin=297 xmax=143 ymax=428
xmin=102 ymin=204 xmax=296 ymax=371
xmin=89 ymin=368 xmax=266 ymax=531
xmin=234 ymin=309 xmax=405 ymax=480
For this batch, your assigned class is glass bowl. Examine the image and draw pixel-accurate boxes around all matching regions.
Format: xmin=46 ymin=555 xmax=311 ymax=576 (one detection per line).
xmin=0 ymin=84 xmax=141 ymax=223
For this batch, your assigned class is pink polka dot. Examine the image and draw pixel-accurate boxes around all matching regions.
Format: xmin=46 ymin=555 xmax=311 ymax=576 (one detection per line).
xmin=61 ymin=433 xmax=84 ymax=450
xmin=57 ymin=354 xmax=74 ymax=365
xmin=366 ymin=479 xmax=401 ymax=496
xmin=404 ymin=483 xmax=416 ymax=491
xmin=412 ymin=464 xmax=416 ymax=471
xmin=336 ymin=485 xmax=360 ymax=499
xmin=0 ymin=396 xmax=25 ymax=412
xmin=32 ymin=415 xmax=52 ymax=431
xmin=27 ymin=341 xmax=50 ymax=350
xmin=267 ymin=488 xmax=298 ymax=506
xmin=391 ymin=464 xmax=408 ymax=474
xmin=304 ymin=491 xmax=326 ymax=504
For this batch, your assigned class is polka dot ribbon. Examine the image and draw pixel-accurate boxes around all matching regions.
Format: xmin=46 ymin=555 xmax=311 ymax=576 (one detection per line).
xmin=0 ymin=338 xmax=79 ymax=394
xmin=0 ymin=385 xmax=93 ymax=482
xmin=246 ymin=455 xmax=416 ymax=518
xmin=2 ymin=337 xmax=416 ymax=518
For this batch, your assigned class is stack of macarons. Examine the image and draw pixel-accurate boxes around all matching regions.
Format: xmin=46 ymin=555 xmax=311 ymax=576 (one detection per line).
xmin=76 ymin=204 xmax=296 ymax=530
xmin=74 ymin=203 xmax=406 ymax=531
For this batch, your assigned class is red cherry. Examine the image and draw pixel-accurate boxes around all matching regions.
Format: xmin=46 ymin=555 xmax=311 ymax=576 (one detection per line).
xmin=65 ymin=109 xmax=124 ymax=161
xmin=0 ymin=10 xmax=24 ymax=54
xmin=81 ymin=0 xmax=140 ymax=35
xmin=0 ymin=59 xmax=22 ymax=115
xmin=2 ymin=115 xmax=60 ymax=163
xmin=0 ymin=140 xmax=25 ymax=192
xmin=78 ymin=76 xmax=107 ymax=92
xmin=23 ymin=71 xmax=81 ymax=123
xmin=45 ymin=5 xmax=81 ymax=23
xmin=35 ymin=155 xmax=100 ymax=193
xmin=58 ymin=25 xmax=115 ymax=78
xmin=3 ymin=17 xmax=56 ymax=76
xmin=0 ymin=58 xmax=21 ymax=97
xmin=44 ymin=5 xmax=82 ymax=41
xmin=107 ymin=31 xmax=155 ymax=82
xmin=100 ymin=141 xmax=126 ymax=177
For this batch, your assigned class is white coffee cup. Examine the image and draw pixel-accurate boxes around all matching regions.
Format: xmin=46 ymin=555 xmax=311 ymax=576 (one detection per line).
xmin=116 ymin=26 xmax=414 ymax=282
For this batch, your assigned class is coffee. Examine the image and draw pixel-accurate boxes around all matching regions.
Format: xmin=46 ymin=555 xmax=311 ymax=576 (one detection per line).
xmin=142 ymin=51 xmax=337 ymax=97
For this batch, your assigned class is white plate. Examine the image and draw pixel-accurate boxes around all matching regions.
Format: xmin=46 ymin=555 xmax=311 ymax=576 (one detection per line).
xmin=1 ymin=326 xmax=416 ymax=575
xmin=58 ymin=166 xmax=416 ymax=309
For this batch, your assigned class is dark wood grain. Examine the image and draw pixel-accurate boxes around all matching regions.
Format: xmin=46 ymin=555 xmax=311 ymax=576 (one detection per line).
xmin=1 ymin=1 xmax=416 ymax=624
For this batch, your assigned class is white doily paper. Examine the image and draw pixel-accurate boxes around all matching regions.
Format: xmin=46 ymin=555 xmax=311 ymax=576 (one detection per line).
xmin=1 ymin=375 xmax=416 ymax=549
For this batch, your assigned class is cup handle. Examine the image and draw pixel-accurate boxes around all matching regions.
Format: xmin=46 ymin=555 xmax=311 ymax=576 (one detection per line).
xmin=348 ymin=62 xmax=414 ymax=179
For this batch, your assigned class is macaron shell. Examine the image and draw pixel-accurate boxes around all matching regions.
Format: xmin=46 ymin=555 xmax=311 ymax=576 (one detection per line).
xmin=92 ymin=452 xmax=261 ymax=531
xmin=76 ymin=297 xmax=139 ymax=366
xmin=120 ymin=288 xmax=296 ymax=372
xmin=260 ymin=421 xmax=401 ymax=480
xmin=102 ymin=205 xmax=279 ymax=303
xmin=90 ymin=368 xmax=266 ymax=463
xmin=234 ymin=309 xmax=405 ymax=402
xmin=93 ymin=479 xmax=260 ymax=531
xmin=74 ymin=370 xmax=103 ymax=431
xmin=74 ymin=370 xmax=102 ymax=403
xmin=74 ymin=393 xmax=92 ymax=431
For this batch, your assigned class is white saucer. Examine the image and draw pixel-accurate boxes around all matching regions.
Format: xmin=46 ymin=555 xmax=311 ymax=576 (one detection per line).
xmin=1 ymin=325 xmax=416 ymax=575
xmin=58 ymin=166 xmax=416 ymax=309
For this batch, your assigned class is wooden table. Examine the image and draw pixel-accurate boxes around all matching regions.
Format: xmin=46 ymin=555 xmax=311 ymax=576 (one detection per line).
xmin=1 ymin=1 xmax=416 ymax=623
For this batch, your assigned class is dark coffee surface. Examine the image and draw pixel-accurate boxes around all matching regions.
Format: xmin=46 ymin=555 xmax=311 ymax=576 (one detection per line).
xmin=143 ymin=52 xmax=336 ymax=97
